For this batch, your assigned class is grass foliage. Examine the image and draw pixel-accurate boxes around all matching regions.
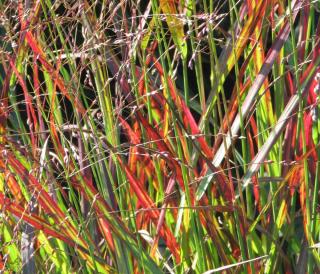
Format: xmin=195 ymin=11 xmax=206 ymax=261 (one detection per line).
xmin=0 ymin=0 xmax=320 ymax=273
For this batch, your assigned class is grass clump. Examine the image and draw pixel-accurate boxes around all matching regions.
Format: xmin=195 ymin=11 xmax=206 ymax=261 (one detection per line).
xmin=0 ymin=0 xmax=320 ymax=273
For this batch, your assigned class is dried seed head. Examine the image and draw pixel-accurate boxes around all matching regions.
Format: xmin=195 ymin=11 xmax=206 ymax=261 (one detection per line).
xmin=96 ymin=112 xmax=103 ymax=121
xmin=71 ymin=131 xmax=78 ymax=138
xmin=63 ymin=155 xmax=69 ymax=165
xmin=1 ymin=149 xmax=7 ymax=157
xmin=311 ymin=108 xmax=318 ymax=122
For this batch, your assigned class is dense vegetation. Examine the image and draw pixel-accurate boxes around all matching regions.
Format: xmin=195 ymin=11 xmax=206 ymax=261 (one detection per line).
xmin=0 ymin=0 xmax=320 ymax=273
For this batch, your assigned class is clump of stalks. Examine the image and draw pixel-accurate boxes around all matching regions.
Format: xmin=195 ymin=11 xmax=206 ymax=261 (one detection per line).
xmin=0 ymin=0 xmax=320 ymax=273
